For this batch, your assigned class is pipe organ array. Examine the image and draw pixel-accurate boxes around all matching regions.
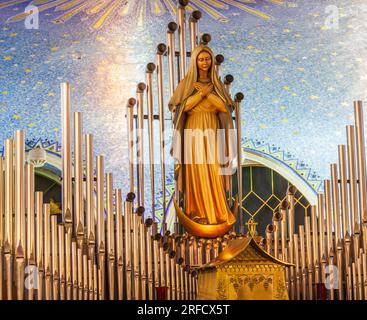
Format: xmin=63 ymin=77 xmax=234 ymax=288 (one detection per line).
xmin=1 ymin=0 xmax=367 ymax=300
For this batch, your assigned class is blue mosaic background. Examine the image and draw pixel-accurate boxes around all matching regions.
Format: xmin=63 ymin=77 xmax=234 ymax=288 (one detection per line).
xmin=1 ymin=0 xmax=367 ymax=222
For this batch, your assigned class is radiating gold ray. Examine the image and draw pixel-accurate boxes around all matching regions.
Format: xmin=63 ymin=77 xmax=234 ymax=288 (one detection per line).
xmin=117 ymin=0 xmax=133 ymax=17
xmin=30 ymin=0 xmax=53 ymax=4
xmin=0 ymin=0 xmax=27 ymax=10
xmin=92 ymin=0 xmax=120 ymax=30
xmin=137 ymin=0 xmax=147 ymax=27
xmin=161 ymin=0 xmax=176 ymax=17
xmin=264 ymin=0 xmax=284 ymax=4
xmin=87 ymin=0 xmax=113 ymax=15
xmin=190 ymin=0 xmax=228 ymax=21
xmin=53 ymin=2 xmax=90 ymax=23
xmin=221 ymin=0 xmax=272 ymax=20
xmin=6 ymin=0 xmax=69 ymax=22
xmin=150 ymin=0 xmax=166 ymax=16
xmin=55 ymin=0 xmax=85 ymax=11
xmin=202 ymin=0 xmax=229 ymax=10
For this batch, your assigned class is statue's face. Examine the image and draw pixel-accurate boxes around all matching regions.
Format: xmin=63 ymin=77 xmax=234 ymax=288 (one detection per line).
xmin=197 ymin=51 xmax=212 ymax=74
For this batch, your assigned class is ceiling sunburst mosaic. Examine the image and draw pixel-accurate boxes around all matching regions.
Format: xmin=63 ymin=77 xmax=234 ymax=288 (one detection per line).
xmin=0 ymin=0 xmax=286 ymax=30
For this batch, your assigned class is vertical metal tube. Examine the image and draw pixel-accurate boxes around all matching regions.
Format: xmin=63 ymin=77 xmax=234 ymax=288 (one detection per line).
xmin=338 ymin=145 xmax=350 ymax=236
xmin=26 ymin=163 xmax=35 ymax=300
xmin=85 ymin=134 xmax=95 ymax=250
xmin=324 ymin=180 xmax=333 ymax=254
xmin=336 ymin=240 xmax=344 ymax=300
xmin=51 ymin=215 xmax=59 ymax=299
xmin=83 ymin=253 xmax=88 ymax=300
xmin=330 ymin=164 xmax=341 ymax=245
xmin=115 ymin=189 xmax=123 ymax=300
xmin=167 ymin=22 xmax=177 ymax=98
xmin=44 ymin=203 xmax=51 ymax=300
xmin=77 ymin=247 xmax=83 ymax=300
xmin=58 ymin=224 xmax=65 ymax=300
xmin=234 ymin=93 xmax=244 ymax=231
xmin=156 ymin=44 xmax=167 ymax=216
xmin=215 ymin=55 xmax=225 ymax=78
xmin=140 ymin=216 xmax=147 ymax=300
xmin=347 ymin=125 xmax=358 ymax=233
xmin=177 ymin=2 xmax=187 ymax=81
xmin=145 ymin=219 xmax=154 ymax=300
xmin=4 ymin=139 xmax=13 ymax=256
xmin=71 ymin=240 xmax=77 ymax=300
xmin=35 ymin=192 xmax=44 ymax=300
xmin=189 ymin=11 xmax=201 ymax=52
xmin=15 ymin=129 xmax=25 ymax=300
xmin=126 ymin=98 xmax=136 ymax=193
xmin=124 ymin=193 xmax=135 ymax=300
xmin=317 ymin=193 xmax=326 ymax=261
xmin=0 ymin=157 xmax=3 ymax=253
xmin=293 ymin=234 xmax=300 ymax=300
xmin=146 ymin=63 xmax=156 ymax=219
xmin=354 ymin=101 xmax=367 ymax=224
xmin=136 ymin=83 xmax=146 ymax=207
xmin=96 ymin=155 xmax=105 ymax=300
xmin=299 ymin=225 xmax=307 ymax=300
xmin=280 ymin=200 xmax=288 ymax=260
xmin=265 ymin=224 xmax=274 ymax=255
xmin=223 ymin=74 xmax=234 ymax=95
xmin=61 ymin=83 xmax=72 ymax=225
xmin=74 ymin=112 xmax=84 ymax=238
xmin=106 ymin=172 xmax=115 ymax=300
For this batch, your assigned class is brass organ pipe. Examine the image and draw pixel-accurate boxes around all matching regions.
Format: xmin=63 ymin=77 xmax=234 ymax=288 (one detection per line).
xmin=96 ymin=155 xmax=105 ymax=300
xmin=352 ymin=262 xmax=357 ymax=299
xmin=145 ymin=219 xmax=154 ymax=300
xmin=159 ymin=242 xmax=166 ymax=291
xmin=353 ymin=225 xmax=360 ymax=271
xmin=61 ymin=83 xmax=72 ymax=225
xmin=305 ymin=216 xmax=313 ymax=269
xmin=146 ymin=63 xmax=156 ymax=219
xmin=44 ymin=203 xmax=51 ymax=300
xmin=273 ymin=213 xmax=281 ymax=259
xmin=347 ymin=265 xmax=352 ymax=300
xmin=88 ymin=257 xmax=93 ymax=300
xmin=83 ymin=253 xmax=88 ymax=299
xmin=362 ymin=252 xmax=367 ymax=299
xmin=140 ymin=215 xmax=147 ymax=300
xmin=106 ymin=172 xmax=115 ymax=300
xmin=317 ymin=193 xmax=326 ymax=260
xmin=354 ymin=101 xmax=367 ymax=224
xmin=299 ymin=225 xmax=307 ymax=299
xmin=338 ymin=145 xmax=350 ymax=235
xmin=177 ymin=1 xmax=187 ymax=80
xmin=265 ymin=224 xmax=274 ymax=255
xmin=215 ymin=55 xmax=224 ymax=78
xmin=153 ymin=233 xmax=161 ymax=293
xmin=344 ymin=233 xmax=352 ymax=300
xmin=35 ymin=192 xmax=44 ymax=300
xmin=293 ymin=234 xmax=300 ymax=300
xmin=324 ymin=180 xmax=333 ymax=254
xmin=15 ymin=130 xmax=25 ymax=300
xmin=26 ymin=163 xmax=35 ymax=300
xmin=74 ymin=112 xmax=84 ymax=238
xmin=0 ymin=158 xmax=3 ymax=250
xmin=170 ymin=251 xmax=177 ymax=300
xmin=4 ymin=139 xmax=13 ymax=253
xmin=189 ymin=10 xmax=201 ymax=52
xmin=357 ymin=251 xmax=363 ymax=300
xmin=77 ymin=247 xmax=83 ymax=299
xmin=310 ymin=205 xmax=319 ymax=267
xmin=126 ymin=98 xmax=136 ymax=193
xmin=156 ymin=44 xmax=167 ymax=214
xmin=0 ymin=163 xmax=3 ymax=295
xmin=115 ymin=189 xmax=123 ymax=300
xmin=65 ymin=227 xmax=72 ymax=300
xmin=164 ymin=244 xmax=171 ymax=300
xmin=136 ymin=83 xmax=146 ymax=207
xmin=234 ymin=93 xmax=244 ymax=231
xmin=85 ymin=134 xmax=95 ymax=250
xmin=124 ymin=193 xmax=135 ymax=300
xmin=336 ymin=240 xmax=344 ymax=300
xmin=223 ymin=74 xmax=234 ymax=96
xmin=167 ymin=22 xmax=177 ymax=98
xmin=71 ymin=240 xmax=77 ymax=299
xmin=329 ymin=249 xmax=335 ymax=300
xmin=133 ymin=206 xmax=144 ymax=299
xmin=94 ymin=264 xmax=98 ymax=300
xmin=347 ymin=125 xmax=358 ymax=232
xmin=331 ymin=164 xmax=341 ymax=244
xmin=51 ymin=215 xmax=59 ymax=299
xmin=58 ymin=224 xmax=65 ymax=300
xmin=280 ymin=201 xmax=288 ymax=261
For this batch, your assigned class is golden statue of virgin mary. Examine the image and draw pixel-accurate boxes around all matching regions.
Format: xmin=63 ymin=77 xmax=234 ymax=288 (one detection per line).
xmin=169 ymin=44 xmax=238 ymax=238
